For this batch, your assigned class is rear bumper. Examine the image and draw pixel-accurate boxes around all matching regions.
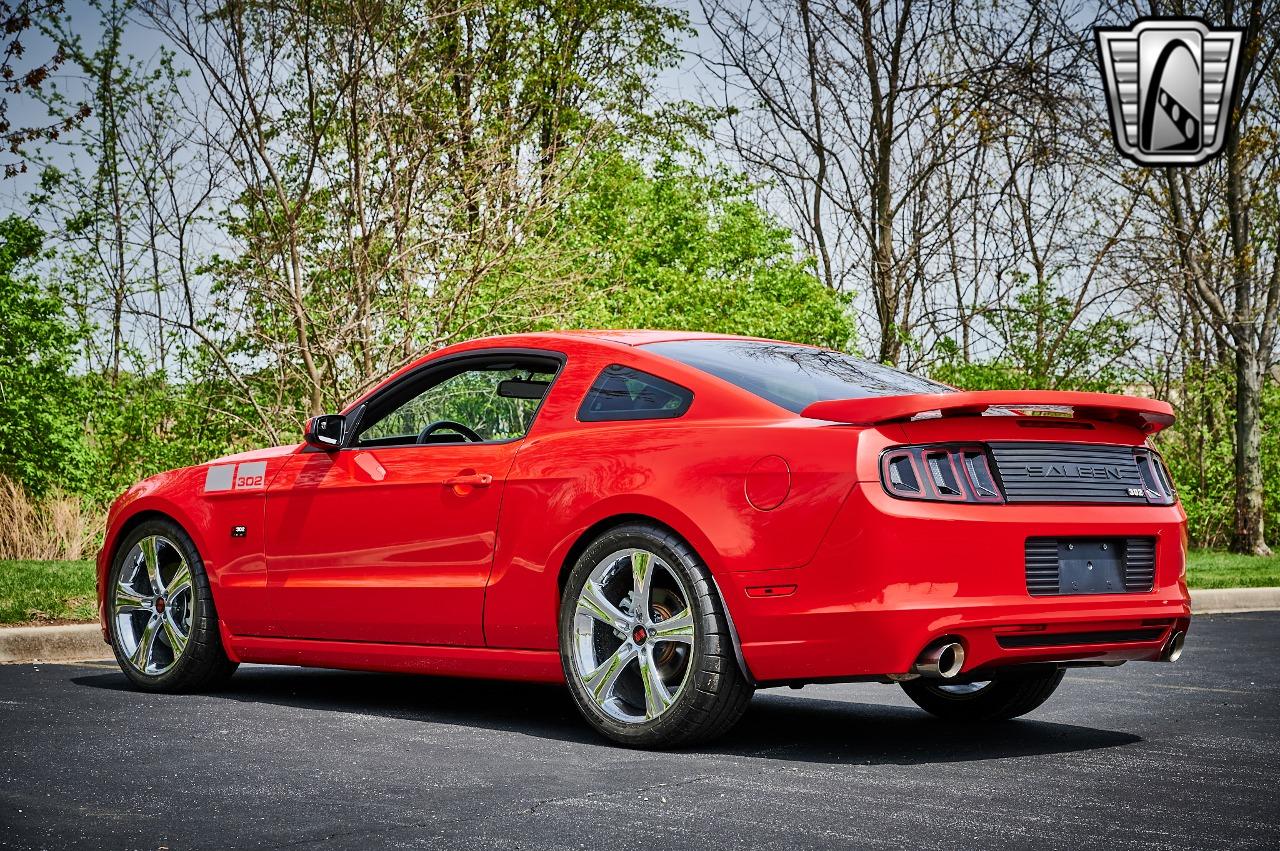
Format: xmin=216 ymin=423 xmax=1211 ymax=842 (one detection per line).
xmin=722 ymin=482 xmax=1191 ymax=684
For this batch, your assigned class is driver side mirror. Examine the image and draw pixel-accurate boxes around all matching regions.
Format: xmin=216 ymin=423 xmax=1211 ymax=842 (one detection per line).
xmin=304 ymin=414 xmax=346 ymax=450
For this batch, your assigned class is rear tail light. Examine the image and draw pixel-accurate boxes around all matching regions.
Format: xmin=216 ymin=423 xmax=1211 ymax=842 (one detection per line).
xmin=880 ymin=445 xmax=1004 ymax=503
xmin=1133 ymin=448 xmax=1177 ymax=505
xmin=881 ymin=443 xmax=1179 ymax=505
xmin=884 ymin=453 xmax=922 ymax=495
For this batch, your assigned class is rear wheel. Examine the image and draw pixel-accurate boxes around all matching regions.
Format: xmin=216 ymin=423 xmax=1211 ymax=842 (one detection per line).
xmin=559 ymin=523 xmax=752 ymax=748
xmin=108 ymin=519 xmax=237 ymax=692
xmin=900 ymin=667 xmax=1065 ymax=721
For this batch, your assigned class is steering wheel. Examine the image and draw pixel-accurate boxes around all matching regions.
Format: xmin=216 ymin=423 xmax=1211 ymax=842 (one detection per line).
xmin=417 ymin=419 xmax=483 ymax=444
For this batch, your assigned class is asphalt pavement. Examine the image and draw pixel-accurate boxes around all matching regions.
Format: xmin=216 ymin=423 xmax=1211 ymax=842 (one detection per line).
xmin=2 ymin=613 xmax=1278 ymax=850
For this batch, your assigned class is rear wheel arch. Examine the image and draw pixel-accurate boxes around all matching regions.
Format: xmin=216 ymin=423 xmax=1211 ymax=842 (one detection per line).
xmin=556 ymin=513 xmax=755 ymax=686
xmin=557 ymin=519 xmax=754 ymax=745
xmin=557 ymin=512 xmax=720 ymax=596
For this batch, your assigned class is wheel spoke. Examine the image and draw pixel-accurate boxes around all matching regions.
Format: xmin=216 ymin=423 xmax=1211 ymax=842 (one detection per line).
xmin=166 ymin=561 xmax=192 ymax=602
xmin=638 ymin=648 xmax=673 ymax=719
xmin=651 ymin=607 xmax=694 ymax=645
xmin=582 ymin=642 xmax=637 ymax=705
xmin=161 ymin=610 xmax=188 ymax=658
xmin=631 ymin=550 xmax=654 ymax=619
xmin=131 ymin=614 xmax=161 ymax=672
xmin=140 ymin=537 xmax=164 ymax=595
xmin=113 ymin=583 xmax=149 ymax=614
xmin=577 ymin=579 xmax=628 ymax=633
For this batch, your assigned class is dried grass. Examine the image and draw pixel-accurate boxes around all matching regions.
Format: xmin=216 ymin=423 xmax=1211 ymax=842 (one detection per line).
xmin=0 ymin=474 xmax=103 ymax=561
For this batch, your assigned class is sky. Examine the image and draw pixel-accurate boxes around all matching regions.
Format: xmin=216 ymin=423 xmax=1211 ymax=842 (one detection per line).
xmin=2 ymin=0 xmax=728 ymax=214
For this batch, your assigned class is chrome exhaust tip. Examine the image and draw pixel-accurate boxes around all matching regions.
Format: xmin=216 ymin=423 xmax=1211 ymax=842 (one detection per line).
xmin=913 ymin=640 xmax=965 ymax=679
xmin=1161 ymin=630 xmax=1185 ymax=662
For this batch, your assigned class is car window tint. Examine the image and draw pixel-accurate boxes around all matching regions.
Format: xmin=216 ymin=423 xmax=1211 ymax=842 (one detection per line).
xmin=578 ymin=365 xmax=693 ymax=421
xmin=644 ymin=340 xmax=952 ymax=413
xmin=357 ymin=365 xmax=557 ymax=445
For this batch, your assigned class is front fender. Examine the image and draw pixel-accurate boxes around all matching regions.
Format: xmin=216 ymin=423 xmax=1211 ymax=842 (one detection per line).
xmin=96 ymin=453 xmax=285 ymax=643
xmin=96 ymin=470 xmax=217 ymax=641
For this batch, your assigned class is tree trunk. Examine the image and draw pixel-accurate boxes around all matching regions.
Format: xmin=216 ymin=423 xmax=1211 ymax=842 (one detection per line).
xmin=798 ymin=0 xmax=835 ymax=293
xmin=1232 ymin=345 xmax=1271 ymax=555
xmin=1222 ymin=24 xmax=1270 ymax=555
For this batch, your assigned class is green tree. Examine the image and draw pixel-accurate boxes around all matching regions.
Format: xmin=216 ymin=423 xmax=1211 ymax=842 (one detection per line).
xmin=556 ymin=152 xmax=852 ymax=347
xmin=930 ymin=275 xmax=1133 ymax=393
xmin=0 ymin=215 xmax=89 ymax=494
xmin=1151 ymin=365 xmax=1280 ymax=550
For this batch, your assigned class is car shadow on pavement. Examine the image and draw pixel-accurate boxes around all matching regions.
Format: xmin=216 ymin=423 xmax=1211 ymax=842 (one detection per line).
xmin=71 ymin=666 xmax=1140 ymax=766
xmin=713 ymin=692 xmax=1141 ymax=765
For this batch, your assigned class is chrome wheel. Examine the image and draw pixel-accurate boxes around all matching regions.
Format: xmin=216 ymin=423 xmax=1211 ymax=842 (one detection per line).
xmin=113 ymin=535 xmax=194 ymax=676
xmin=571 ymin=548 xmax=695 ymax=723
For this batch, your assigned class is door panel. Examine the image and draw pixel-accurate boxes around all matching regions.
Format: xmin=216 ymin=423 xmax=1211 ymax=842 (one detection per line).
xmin=264 ymin=442 xmax=519 ymax=645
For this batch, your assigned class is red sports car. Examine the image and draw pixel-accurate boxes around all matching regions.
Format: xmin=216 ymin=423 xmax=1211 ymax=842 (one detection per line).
xmin=97 ymin=331 xmax=1190 ymax=747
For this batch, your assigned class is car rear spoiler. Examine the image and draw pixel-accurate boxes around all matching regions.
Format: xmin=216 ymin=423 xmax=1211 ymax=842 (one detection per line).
xmin=800 ymin=390 xmax=1176 ymax=434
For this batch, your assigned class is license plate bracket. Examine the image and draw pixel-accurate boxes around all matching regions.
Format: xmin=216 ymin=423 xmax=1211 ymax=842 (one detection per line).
xmin=1057 ymin=539 xmax=1124 ymax=594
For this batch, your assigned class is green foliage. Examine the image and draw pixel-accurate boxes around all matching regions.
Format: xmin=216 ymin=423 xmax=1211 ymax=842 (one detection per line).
xmin=0 ymin=560 xmax=98 ymax=624
xmin=931 ymin=275 xmax=1132 ymax=392
xmin=1185 ymin=549 xmax=1280 ymax=590
xmin=921 ymin=273 xmax=1280 ymax=550
xmin=0 ymin=210 xmax=242 ymax=505
xmin=933 ymin=296 xmax=1278 ymax=549
xmin=0 ymin=217 xmax=93 ymax=495
xmin=1 ymin=0 xmax=1268 ymax=564
xmin=76 ymin=373 xmax=249 ymax=505
xmin=1151 ymin=367 xmax=1280 ymax=551
xmin=555 ymin=152 xmax=853 ymax=348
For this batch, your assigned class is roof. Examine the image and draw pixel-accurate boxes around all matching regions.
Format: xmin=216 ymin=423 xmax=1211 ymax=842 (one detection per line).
xmin=524 ymin=329 xmax=799 ymax=346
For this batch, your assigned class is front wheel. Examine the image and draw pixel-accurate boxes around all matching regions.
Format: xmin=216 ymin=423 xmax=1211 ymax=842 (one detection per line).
xmin=559 ymin=523 xmax=753 ymax=748
xmin=900 ymin=667 xmax=1065 ymax=721
xmin=108 ymin=519 xmax=238 ymax=692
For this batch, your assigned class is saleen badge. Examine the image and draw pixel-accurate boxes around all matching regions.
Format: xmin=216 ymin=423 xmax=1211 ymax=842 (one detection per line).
xmin=1095 ymin=17 xmax=1245 ymax=166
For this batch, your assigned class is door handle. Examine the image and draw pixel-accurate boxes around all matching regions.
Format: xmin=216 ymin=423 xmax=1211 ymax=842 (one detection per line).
xmin=443 ymin=473 xmax=493 ymax=488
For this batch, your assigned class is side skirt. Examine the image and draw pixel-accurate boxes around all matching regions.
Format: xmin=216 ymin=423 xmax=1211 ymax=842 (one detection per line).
xmin=230 ymin=635 xmax=565 ymax=684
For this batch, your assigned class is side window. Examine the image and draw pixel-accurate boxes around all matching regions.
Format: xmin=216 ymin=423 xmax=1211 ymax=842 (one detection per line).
xmin=578 ymin=364 xmax=693 ymax=422
xmin=355 ymin=359 xmax=559 ymax=447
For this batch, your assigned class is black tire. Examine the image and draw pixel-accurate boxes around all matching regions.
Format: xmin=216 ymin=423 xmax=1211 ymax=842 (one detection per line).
xmin=899 ymin=666 xmax=1065 ymax=722
xmin=107 ymin=518 xmax=238 ymax=693
xmin=559 ymin=523 xmax=753 ymax=748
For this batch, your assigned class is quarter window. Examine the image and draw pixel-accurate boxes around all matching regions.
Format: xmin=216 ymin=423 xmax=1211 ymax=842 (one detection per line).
xmin=578 ymin=365 xmax=693 ymax=422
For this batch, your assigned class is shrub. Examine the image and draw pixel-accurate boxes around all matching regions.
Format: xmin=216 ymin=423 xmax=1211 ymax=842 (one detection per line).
xmin=0 ymin=473 xmax=102 ymax=561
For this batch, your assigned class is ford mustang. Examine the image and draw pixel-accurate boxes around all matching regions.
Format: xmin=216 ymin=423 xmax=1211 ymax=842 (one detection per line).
xmin=97 ymin=330 xmax=1190 ymax=747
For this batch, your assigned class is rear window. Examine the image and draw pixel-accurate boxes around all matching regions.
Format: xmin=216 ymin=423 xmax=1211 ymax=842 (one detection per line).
xmin=644 ymin=340 xmax=952 ymax=413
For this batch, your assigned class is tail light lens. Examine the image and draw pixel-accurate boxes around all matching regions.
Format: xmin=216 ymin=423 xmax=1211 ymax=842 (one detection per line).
xmin=880 ymin=445 xmax=1004 ymax=503
xmin=1134 ymin=448 xmax=1177 ymax=505
xmin=881 ymin=444 xmax=1179 ymax=505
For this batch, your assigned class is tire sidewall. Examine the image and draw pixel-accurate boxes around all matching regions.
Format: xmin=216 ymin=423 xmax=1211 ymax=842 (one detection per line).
xmin=901 ymin=667 xmax=1065 ymax=721
xmin=558 ymin=525 xmax=710 ymax=746
xmin=108 ymin=519 xmax=214 ymax=691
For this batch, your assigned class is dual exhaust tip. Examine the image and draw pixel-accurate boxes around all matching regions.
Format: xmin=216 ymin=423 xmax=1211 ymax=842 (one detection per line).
xmin=913 ymin=640 xmax=965 ymax=679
